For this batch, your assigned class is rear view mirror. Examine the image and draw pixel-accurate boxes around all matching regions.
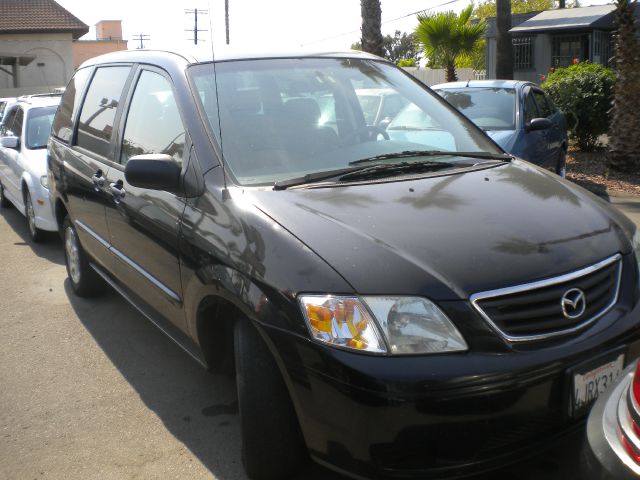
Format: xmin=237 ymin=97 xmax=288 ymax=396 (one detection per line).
xmin=124 ymin=154 xmax=182 ymax=194
xmin=527 ymin=118 xmax=552 ymax=132
xmin=0 ymin=136 xmax=19 ymax=149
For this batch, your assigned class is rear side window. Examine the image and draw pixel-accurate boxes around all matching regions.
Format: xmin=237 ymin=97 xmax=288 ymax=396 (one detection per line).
xmin=76 ymin=66 xmax=131 ymax=158
xmin=120 ymin=70 xmax=186 ymax=165
xmin=52 ymin=67 xmax=91 ymax=143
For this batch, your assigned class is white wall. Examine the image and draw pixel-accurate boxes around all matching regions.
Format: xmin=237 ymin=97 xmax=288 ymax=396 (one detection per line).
xmin=403 ymin=67 xmax=482 ymax=86
xmin=0 ymin=33 xmax=74 ymax=90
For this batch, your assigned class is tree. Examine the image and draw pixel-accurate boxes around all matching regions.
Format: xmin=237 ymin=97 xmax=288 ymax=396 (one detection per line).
xmin=360 ymin=0 xmax=384 ymax=57
xmin=351 ymin=30 xmax=418 ymax=63
xmin=495 ymin=0 xmax=513 ymax=79
xmin=608 ymin=0 xmax=640 ymax=172
xmin=414 ymin=4 xmax=486 ymax=82
xmin=473 ymin=0 xmax=553 ymax=19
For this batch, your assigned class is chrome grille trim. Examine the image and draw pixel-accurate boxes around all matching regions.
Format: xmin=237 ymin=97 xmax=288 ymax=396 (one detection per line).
xmin=470 ymin=253 xmax=623 ymax=342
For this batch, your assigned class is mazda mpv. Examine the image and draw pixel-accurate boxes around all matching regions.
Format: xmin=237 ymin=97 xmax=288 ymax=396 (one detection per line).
xmin=47 ymin=49 xmax=640 ymax=480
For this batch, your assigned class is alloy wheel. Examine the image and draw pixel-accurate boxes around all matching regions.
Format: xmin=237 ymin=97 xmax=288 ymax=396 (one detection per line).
xmin=65 ymin=226 xmax=81 ymax=284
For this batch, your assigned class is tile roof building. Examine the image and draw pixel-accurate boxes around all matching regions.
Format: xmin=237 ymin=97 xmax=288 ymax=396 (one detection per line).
xmin=0 ymin=0 xmax=89 ymax=95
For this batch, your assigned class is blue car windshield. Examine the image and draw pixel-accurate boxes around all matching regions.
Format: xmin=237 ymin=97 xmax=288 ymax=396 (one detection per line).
xmin=437 ymin=88 xmax=516 ymax=131
xmin=188 ymin=58 xmax=501 ymax=187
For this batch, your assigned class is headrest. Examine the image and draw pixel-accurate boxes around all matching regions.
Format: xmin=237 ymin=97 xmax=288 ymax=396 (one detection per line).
xmin=284 ymin=98 xmax=321 ymax=125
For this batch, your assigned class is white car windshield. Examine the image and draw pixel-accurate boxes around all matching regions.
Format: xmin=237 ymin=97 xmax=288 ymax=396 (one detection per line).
xmin=26 ymin=106 xmax=57 ymax=149
xmin=189 ymin=58 xmax=501 ymax=187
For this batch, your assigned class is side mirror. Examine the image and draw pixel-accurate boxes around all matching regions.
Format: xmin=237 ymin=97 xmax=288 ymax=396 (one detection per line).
xmin=124 ymin=154 xmax=182 ymax=194
xmin=0 ymin=136 xmax=19 ymax=149
xmin=378 ymin=117 xmax=392 ymax=130
xmin=526 ymin=118 xmax=552 ymax=132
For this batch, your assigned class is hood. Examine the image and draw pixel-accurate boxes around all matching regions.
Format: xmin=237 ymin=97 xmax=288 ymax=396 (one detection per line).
xmin=22 ymin=148 xmax=48 ymax=177
xmin=485 ymin=129 xmax=518 ymax=153
xmin=247 ymin=160 xmax=631 ymax=300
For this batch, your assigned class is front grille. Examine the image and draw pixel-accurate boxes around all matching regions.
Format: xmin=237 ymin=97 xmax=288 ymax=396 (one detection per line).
xmin=471 ymin=254 xmax=622 ymax=342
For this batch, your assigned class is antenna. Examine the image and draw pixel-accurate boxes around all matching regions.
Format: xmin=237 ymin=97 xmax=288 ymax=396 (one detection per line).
xmin=224 ymin=0 xmax=230 ymax=45
xmin=185 ymin=8 xmax=209 ymax=45
xmin=132 ymin=33 xmax=150 ymax=49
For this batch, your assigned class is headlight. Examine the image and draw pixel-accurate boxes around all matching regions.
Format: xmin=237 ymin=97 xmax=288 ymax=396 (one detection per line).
xmin=299 ymin=295 xmax=467 ymax=355
xmin=40 ymin=175 xmax=48 ymax=189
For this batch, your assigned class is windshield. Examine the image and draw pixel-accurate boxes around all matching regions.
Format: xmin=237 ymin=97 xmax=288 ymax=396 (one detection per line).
xmin=189 ymin=58 xmax=501 ymax=186
xmin=26 ymin=106 xmax=57 ymax=149
xmin=436 ymin=87 xmax=516 ymax=131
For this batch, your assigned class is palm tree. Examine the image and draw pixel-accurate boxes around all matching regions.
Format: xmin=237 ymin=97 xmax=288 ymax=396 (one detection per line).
xmin=608 ymin=0 xmax=640 ymax=172
xmin=361 ymin=0 xmax=384 ymax=56
xmin=495 ymin=0 xmax=513 ymax=79
xmin=415 ymin=5 xmax=486 ymax=82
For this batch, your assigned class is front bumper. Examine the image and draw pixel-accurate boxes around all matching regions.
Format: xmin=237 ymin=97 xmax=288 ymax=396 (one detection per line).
xmin=265 ymin=296 xmax=640 ymax=479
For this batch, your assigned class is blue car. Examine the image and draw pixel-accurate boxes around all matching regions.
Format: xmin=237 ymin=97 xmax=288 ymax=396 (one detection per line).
xmin=431 ymin=80 xmax=568 ymax=177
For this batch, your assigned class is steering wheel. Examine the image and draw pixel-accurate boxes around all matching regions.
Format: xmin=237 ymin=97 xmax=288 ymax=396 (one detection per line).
xmin=343 ymin=125 xmax=390 ymax=144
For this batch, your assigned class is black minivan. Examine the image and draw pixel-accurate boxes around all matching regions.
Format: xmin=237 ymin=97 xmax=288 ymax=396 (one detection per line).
xmin=47 ymin=49 xmax=640 ymax=480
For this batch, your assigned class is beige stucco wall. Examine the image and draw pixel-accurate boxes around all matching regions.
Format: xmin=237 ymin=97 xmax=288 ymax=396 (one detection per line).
xmin=72 ymin=40 xmax=128 ymax=69
xmin=0 ymin=32 xmax=73 ymax=90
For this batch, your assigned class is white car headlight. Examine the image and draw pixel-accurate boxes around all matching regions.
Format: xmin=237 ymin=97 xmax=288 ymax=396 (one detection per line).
xmin=299 ymin=295 xmax=467 ymax=355
xmin=40 ymin=175 xmax=48 ymax=189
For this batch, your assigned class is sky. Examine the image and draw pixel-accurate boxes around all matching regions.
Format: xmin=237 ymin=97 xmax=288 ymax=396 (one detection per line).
xmin=56 ymin=0 xmax=612 ymax=60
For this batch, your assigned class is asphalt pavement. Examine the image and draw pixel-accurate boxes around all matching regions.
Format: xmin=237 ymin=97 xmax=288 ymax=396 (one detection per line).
xmin=1 ymin=194 xmax=639 ymax=480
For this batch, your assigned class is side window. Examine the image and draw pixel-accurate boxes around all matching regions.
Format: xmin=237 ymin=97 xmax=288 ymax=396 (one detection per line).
xmin=524 ymin=91 xmax=538 ymax=123
xmin=533 ymin=90 xmax=552 ymax=118
xmin=0 ymin=108 xmax=16 ymax=136
xmin=120 ymin=70 xmax=186 ymax=165
xmin=76 ymin=66 xmax=131 ymax=158
xmin=52 ymin=67 xmax=92 ymax=143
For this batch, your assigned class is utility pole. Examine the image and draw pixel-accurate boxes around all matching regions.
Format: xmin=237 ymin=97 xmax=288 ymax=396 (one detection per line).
xmin=132 ymin=33 xmax=150 ymax=49
xmin=185 ymin=8 xmax=209 ymax=45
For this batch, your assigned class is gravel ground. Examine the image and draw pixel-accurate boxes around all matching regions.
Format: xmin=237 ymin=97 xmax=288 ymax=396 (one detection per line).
xmin=566 ymin=146 xmax=640 ymax=197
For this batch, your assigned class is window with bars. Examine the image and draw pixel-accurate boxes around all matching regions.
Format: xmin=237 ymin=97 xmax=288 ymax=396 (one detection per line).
xmin=513 ymin=36 xmax=534 ymax=70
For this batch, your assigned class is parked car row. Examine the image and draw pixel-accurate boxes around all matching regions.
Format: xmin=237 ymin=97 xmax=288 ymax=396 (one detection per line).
xmin=0 ymin=50 xmax=638 ymax=480
xmin=0 ymin=94 xmax=61 ymax=241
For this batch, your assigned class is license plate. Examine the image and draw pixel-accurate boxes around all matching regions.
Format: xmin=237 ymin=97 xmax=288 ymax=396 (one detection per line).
xmin=571 ymin=352 xmax=625 ymax=416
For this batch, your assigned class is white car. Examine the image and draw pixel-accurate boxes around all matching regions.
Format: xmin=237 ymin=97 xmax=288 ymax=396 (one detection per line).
xmin=0 ymin=95 xmax=60 ymax=241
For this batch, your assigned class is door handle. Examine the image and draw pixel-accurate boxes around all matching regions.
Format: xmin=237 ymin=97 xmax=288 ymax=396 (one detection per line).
xmin=109 ymin=181 xmax=125 ymax=200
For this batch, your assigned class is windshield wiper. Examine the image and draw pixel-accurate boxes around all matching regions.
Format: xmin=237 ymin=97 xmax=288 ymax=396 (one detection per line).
xmin=339 ymin=160 xmax=456 ymax=181
xmin=273 ymin=167 xmax=359 ymax=190
xmin=348 ymin=150 xmax=512 ymax=166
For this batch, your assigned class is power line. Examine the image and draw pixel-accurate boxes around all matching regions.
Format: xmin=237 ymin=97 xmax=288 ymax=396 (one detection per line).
xmin=185 ymin=8 xmax=209 ymax=45
xmin=300 ymin=0 xmax=460 ymax=47
xmin=132 ymin=33 xmax=150 ymax=49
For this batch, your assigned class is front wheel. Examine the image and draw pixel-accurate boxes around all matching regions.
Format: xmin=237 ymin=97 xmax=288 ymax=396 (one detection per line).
xmin=234 ymin=318 xmax=306 ymax=480
xmin=556 ymin=148 xmax=567 ymax=178
xmin=25 ymin=191 xmax=45 ymax=242
xmin=62 ymin=216 xmax=104 ymax=297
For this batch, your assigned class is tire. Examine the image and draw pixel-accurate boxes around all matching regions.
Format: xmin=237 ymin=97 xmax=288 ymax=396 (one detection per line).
xmin=62 ymin=216 xmax=104 ymax=297
xmin=556 ymin=148 xmax=567 ymax=178
xmin=25 ymin=190 xmax=45 ymax=242
xmin=0 ymin=182 xmax=11 ymax=208
xmin=234 ymin=319 xmax=305 ymax=480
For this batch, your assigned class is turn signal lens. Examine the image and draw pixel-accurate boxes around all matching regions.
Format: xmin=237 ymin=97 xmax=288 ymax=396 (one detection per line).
xmin=299 ymin=296 xmax=386 ymax=353
xmin=40 ymin=175 xmax=48 ymax=189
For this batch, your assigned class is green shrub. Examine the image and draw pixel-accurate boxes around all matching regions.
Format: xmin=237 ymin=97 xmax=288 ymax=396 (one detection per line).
xmin=541 ymin=62 xmax=615 ymax=151
xmin=397 ymin=58 xmax=417 ymax=67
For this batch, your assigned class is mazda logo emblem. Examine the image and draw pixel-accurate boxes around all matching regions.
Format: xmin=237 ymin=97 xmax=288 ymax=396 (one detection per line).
xmin=561 ymin=288 xmax=587 ymax=319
